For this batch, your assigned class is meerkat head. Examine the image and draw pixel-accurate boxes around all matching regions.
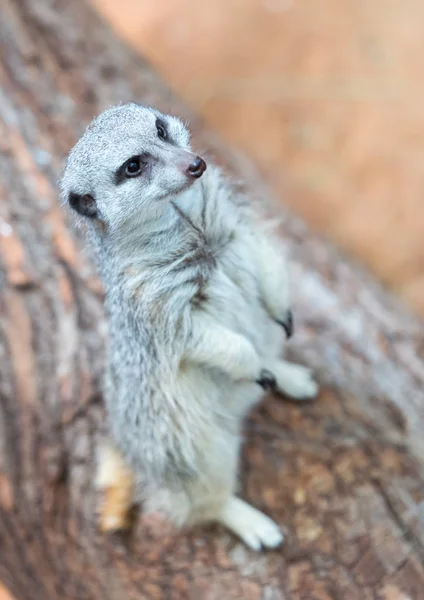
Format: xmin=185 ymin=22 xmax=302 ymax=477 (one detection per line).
xmin=60 ymin=103 xmax=206 ymax=230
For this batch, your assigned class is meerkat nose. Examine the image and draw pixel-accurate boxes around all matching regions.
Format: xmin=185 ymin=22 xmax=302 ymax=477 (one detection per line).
xmin=186 ymin=156 xmax=207 ymax=179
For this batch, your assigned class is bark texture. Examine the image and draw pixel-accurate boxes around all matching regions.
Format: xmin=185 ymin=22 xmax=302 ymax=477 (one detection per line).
xmin=0 ymin=1 xmax=424 ymax=598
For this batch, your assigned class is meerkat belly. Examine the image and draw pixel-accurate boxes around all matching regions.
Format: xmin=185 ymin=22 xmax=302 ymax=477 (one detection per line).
xmin=204 ymin=241 xmax=281 ymax=358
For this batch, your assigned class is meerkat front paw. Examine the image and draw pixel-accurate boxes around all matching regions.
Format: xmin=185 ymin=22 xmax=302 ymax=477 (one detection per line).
xmin=276 ymin=309 xmax=294 ymax=339
xmin=218 ymin=496 xmax=283 ymax=551
xmin=271 ymin=361 xmax=318 ymax=400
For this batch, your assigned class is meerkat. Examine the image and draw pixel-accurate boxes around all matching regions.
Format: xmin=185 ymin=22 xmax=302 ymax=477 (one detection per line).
xmin=60 ymin=103 xmax=318 ymax=551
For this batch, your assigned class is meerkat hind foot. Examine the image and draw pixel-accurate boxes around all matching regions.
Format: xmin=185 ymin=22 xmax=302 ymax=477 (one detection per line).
xmin=217 ymin=496 xmax=283 ymax=551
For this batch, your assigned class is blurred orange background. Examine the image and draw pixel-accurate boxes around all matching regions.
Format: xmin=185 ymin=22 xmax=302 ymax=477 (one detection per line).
xmin=92 ymin=0 xmax=424 ymax=314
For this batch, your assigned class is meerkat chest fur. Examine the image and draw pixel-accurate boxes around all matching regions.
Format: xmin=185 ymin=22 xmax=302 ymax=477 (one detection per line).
xmin=177 ymin=167 xmax=277 ymax=361
xmin=113 ymin=165 xmax=271 ymax=366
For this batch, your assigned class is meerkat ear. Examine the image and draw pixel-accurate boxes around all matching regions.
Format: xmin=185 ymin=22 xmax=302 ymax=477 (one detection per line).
xmin=68 ymin=192 xmax=98 ymax=218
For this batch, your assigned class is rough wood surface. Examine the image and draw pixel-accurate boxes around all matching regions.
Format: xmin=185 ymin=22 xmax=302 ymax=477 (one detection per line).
xmin=0 ymin=1 xmax=424 ymax=598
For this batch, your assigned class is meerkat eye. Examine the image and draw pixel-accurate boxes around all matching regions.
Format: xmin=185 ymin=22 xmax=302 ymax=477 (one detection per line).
xmin=125 ymin=157 xmax=143 ymax=177
xmin=115 ymin=154 xmax=150 ymax=184
xmin=156 ymin=119 xmax=168 ymax=141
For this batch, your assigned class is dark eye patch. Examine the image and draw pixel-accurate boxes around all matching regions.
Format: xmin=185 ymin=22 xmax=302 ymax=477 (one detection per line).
xmin=115 ymin=153 xmax=150 ymax=185
xmin=156 ymin=118 xmax=171 ymax=143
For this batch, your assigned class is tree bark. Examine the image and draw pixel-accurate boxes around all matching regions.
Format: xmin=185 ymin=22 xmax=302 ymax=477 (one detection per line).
xmin=0 ymin=1 xmax=424 ymax=598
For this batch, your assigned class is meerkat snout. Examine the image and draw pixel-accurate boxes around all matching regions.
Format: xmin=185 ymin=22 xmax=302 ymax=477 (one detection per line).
xmin=186 ymin=156 xmax=207 ymax=179
xmin=176 ymin=151 xmax=207 ymax=179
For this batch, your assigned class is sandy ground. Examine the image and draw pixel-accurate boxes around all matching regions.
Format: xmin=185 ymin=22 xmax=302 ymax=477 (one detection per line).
xmin=92 ymin=0 xmax=424 ymax=315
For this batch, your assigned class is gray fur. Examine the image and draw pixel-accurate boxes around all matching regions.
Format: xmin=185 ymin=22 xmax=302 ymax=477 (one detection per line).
xmin=60 ymin=103 xmax=318 ymax=550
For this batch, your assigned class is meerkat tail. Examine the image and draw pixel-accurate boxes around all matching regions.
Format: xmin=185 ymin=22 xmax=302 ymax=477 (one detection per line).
xmin=96 ymin=441 xmax=134 ymax=532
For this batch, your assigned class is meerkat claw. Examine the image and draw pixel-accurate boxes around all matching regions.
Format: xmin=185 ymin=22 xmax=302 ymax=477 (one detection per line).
xmin=256 ymin=368 xmax=277 ymax=391
xmin=276 ymin=309 xmax=294 ymax=339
